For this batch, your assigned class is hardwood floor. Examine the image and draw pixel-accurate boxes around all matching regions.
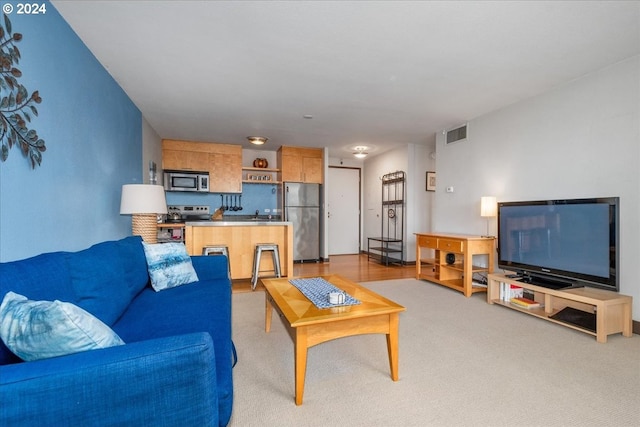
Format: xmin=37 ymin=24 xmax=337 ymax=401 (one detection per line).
xmin=232 ymin=254 xmax=416 ymax=293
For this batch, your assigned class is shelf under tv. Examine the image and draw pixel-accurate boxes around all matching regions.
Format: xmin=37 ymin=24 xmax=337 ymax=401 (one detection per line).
xmin=487 ymin=273 xmax=632 ymax=343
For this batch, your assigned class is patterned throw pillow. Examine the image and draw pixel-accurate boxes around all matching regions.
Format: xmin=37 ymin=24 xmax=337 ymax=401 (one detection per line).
xmin=0 ymin=292 xmax=125 ymax=361
xmin=142 ymin=242 xmax=199 ymax=291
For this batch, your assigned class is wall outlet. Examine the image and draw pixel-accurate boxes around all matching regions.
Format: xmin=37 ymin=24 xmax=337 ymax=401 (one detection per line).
xmin=264 ymin=208 xmax=271 ymax=213
xmin=446 ymin=186 xmax=454 ymax=193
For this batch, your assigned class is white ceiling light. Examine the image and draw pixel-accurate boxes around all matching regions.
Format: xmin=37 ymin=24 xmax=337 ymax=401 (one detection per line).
xmin=247 ymin=136 xmax=268 ymax=145
xmin=353 ymin=145 xmax=369 ymax=159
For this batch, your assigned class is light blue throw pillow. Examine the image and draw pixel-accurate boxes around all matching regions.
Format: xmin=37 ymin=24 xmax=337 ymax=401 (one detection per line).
xmin=0 ymin=292 xmax=125 ymax=361
xmin=142 ymin=242 xmax=199 ymax=291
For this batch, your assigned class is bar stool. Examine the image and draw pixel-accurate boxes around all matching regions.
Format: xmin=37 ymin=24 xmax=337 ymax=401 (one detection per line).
xmin=202 ymin=245 xmax=231 ymax=275
xmin=251 ymin=243 xmax=282 ymax=290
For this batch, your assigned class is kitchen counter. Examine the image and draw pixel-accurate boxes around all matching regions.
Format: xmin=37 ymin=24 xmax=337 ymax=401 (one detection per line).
xmin=184 ymin=222 xmax=294 ymax=280
xmin=186 ymin=220 xmax=290 ymax=227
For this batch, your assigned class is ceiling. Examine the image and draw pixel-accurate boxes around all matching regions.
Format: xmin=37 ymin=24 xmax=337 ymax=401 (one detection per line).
xmin=52 ymin=1 xmax=640 ymax=158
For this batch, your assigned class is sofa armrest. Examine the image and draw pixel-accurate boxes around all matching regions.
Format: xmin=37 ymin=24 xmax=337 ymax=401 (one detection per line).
xmin=0 ymin=333 xmax=218 ymax=427
xmin=191 ymin=255 xmax=230 ymax=281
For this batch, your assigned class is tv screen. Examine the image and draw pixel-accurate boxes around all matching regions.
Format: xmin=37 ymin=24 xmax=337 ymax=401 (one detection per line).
xmin=497 ymin=197 xmax=619 ymax=291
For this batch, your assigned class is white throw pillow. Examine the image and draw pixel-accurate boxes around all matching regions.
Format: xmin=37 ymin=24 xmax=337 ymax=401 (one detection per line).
xmin=142 ymin=242 xmax=199 ymax=291
xmin=0 ymin=291 xmax=125 ymax=361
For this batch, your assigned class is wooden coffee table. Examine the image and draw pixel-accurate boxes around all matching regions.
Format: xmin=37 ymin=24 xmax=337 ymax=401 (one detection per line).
xmin=262 ymin=274 xmax=406 ymax=405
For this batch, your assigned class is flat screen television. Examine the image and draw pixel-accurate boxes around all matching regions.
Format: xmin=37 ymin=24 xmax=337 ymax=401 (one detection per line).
xmin=497 ymin=197 xmax=619 ymax=292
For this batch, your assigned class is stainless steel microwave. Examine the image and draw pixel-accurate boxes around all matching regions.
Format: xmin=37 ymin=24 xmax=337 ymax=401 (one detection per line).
xmin=164 ymin=170 xmax=210 ymax=192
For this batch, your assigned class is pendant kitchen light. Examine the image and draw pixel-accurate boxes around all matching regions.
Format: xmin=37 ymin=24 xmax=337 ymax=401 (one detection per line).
xmin=247 ymin=136 xmax=268 ymax=145
xmin=120 ymin=184 xmax=168 ymax=243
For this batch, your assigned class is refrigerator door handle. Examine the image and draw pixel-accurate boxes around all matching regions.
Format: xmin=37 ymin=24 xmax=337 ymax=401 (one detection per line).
xmin=284 ymin=185 xmax=288 ymax=219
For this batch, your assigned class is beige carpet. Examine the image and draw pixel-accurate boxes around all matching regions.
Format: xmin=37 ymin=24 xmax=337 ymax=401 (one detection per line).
xmin=229 ymin=279 xmax=640 ymax=426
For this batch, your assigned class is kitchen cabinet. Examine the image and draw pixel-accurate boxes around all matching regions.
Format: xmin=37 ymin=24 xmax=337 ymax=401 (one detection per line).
xmin=208 ymin=146 xmax=242 ymax=193
xmin=277 ymin=146 xmax=323 ymax=183
xmin=162 ymin=149 xmax=210 ymax=172
xmin=162 ymin=139 xmax=242 ymax=193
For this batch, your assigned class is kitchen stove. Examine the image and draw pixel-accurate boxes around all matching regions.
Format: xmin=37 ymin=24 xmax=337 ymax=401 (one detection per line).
xmin=166 ymin=205 xmax=211 ymax=222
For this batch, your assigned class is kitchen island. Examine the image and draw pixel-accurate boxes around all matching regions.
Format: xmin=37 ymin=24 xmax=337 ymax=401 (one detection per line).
xmin=184 ymin=221 xmax=294 ymax=280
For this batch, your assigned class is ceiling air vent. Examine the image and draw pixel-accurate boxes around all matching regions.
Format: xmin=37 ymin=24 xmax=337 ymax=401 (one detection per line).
xmin=446 ymin=123 xmax=468 ymax=144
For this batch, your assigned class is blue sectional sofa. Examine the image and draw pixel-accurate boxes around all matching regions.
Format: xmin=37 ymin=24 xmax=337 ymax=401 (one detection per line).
xmin=0 ymin=236 xmax=234 ymax=427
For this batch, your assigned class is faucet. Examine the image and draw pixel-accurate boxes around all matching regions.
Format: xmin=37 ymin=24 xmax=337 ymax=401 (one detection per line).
xmin=254 ymin=209 xmax=260 ymax=220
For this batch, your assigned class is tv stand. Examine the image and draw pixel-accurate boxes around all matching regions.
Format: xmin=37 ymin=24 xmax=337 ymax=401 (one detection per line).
xmin=488 ymin=273 xmax=632 ymax=343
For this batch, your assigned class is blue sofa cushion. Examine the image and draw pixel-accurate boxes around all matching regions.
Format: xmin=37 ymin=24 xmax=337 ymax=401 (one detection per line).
xmin=0 ymin=252 xmax=75 ymax=365
xmin=0 ymin=292 xmax=125 ymax=361
xmin=65 ymin=240 xmax=131 ymax=325
xmin=114 ymin=276 xmax=232 ymax=426
xmin=142 ymin=242 xmax=199 ymax=291
xmin=116 ymin=236 xmax=152 ymax=300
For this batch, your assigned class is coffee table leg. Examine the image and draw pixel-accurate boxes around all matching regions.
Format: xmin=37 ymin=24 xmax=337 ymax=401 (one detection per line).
xmin=294 ymin=328 xmax=308 ymax=405
xmin=265 ymin=294 xmax=273 ymax=333
xmin=386 ymin=313 xmax=400 ymax=381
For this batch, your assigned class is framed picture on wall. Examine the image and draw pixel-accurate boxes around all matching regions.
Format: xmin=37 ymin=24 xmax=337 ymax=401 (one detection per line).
xmin=426 ymin=171 xmax=436 ymax=192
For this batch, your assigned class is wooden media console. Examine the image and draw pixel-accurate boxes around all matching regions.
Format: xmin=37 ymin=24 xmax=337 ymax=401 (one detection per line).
xmin=487 ymin=273 xmax=632 ymax=343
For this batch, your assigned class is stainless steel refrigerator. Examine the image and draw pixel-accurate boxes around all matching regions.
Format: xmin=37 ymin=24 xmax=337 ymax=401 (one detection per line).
xmin=283 ymin=182 xmax=321 ymax=262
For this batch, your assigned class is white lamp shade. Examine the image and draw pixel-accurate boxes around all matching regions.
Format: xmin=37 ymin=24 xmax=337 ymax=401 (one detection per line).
xmin=480 ymin=196 xmax=497 ymax=217
xmin=120 ymin=184 xmax=168 ymax=215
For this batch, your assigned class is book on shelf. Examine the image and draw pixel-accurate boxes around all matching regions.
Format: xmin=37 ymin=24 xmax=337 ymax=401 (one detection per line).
xmin=510 ymin=297 xmax=542 ymax=309
xmin=499 ymin=283 xmax=524 ymax=301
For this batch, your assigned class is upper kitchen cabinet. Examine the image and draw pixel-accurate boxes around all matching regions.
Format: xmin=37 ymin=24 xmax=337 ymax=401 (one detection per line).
xmin=208 ymin=145 xmax=242 ymax=193
xmin=277 ymin=146 xmax=323 ymax=183
xmin=162 ymin=148 xmax=210 ymax=172
xmin=162 ymin=139 xmax=243 ymax=193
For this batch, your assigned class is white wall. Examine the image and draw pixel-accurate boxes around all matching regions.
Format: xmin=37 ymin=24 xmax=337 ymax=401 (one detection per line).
xmin=142 ymin=117 xmax=162 ymax=184
xmin=408 ymin=144 xmax=436 ymax=259
xmin=434 ymin=56 xmax=639 ymax=320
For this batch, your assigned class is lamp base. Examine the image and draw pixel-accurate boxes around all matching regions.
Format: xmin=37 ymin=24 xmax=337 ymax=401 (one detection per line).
xmin=132 ymin=214 xmax=158 ymax=243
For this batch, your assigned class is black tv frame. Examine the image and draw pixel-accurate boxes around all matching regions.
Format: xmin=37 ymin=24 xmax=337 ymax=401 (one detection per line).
xmin=497 ymin=197 xmax=619 ymax=292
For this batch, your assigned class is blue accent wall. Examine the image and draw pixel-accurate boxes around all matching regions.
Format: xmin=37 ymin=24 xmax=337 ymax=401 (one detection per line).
xmin=0 ymin=2 xmax=142 ymax=261
xmin=165 ymin=183 xmax=279 ymax=218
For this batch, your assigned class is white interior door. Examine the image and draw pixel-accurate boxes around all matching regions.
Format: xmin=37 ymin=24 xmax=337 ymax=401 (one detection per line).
xmin=328 ymin=167 xmax=360 ymax=255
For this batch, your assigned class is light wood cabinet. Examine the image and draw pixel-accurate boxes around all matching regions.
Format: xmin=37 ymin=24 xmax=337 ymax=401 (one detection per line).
xmin=277 ymin=146 xmax=323 ymax=183
xmin=162 ymin=139 xmax=242 ymax=193
xmin=208 ymin=148 xmax=242 ymax=193
xmin=415 ymin=233 xmax=495 ymax=297
xmin=487 ymin=273 xmax=632 ymax=343
xmin=162 ymin=149 xmax=211 ymax=172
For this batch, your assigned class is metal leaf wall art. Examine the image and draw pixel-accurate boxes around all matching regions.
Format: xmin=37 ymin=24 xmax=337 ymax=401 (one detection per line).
xmin=0 ymin=13 xmax=45 ymax=168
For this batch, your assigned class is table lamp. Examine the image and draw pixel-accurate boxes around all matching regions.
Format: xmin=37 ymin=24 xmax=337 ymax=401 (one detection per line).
xmin=120 ymin=184 xmax=168 ymax=243
xmin=480 ymin=196 xmax=497 ymax=237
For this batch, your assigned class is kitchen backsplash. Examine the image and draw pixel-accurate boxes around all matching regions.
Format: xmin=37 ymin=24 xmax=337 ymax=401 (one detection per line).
xmin=165 ymin=183 xmax=280 ymax=217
